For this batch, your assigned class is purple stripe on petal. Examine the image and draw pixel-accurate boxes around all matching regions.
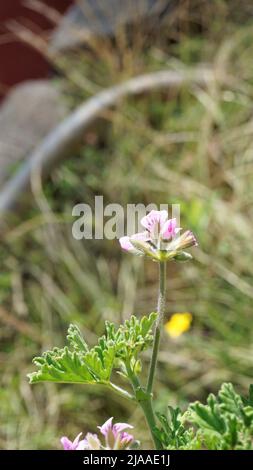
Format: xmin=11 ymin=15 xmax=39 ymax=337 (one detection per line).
xmin=61 ymin=437 xmax=74 ymax=450
xmin=61 ymin=432 xmax=84 ymax=450
xmin=113 ymin=422 xmax=134 ymax=434
xmin=141 ymin=210 xmax=168 ymax=232
xmin=98 ymin=417 xmax=113 ymax=436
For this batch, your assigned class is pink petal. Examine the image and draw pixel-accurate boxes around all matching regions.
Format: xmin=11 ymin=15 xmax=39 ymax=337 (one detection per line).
xmin=120 ymin=432 xmax=134 ymax=445
xmin=160 ymin=218 xmax=177 ymax=239
xmin=141 ymin=210 xmax=168 ymax=232
xmin=131 ymin=231 xmax=150 ymax=242
xmin=87 ymin=433 xmax=101 ymax=449
xmin=119 ymin=237 xmax=135 ymax=252
xmin=159 ymin=210 xmax=169 ymax=226
xmin=61 ymin=433 xmax=83 ymax=450
xmin=80 ymin=434 xmax=100 ymax=450
xmin=76 ymin=439 xmax=89 ymax=450
xmin=119 ymin=233 xmax=150 ymax=254
xmin=72 ymin=432 xmax=83 ymax=448
xmin=98 ymin=417 xmax=113 ymax=436
xmin=169 ymin=230 xmax=198 ymax=251
xmin=183 ymin=230 xmax=198 ymax=247
xmin=61 ymin=436 xmax=74 ymax=450
xmin=113 ymin=422 xmax=134 ymax=434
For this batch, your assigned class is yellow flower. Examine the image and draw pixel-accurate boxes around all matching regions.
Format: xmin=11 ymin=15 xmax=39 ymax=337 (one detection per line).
xmin=164 ymin=312 xmax=192 ymax=338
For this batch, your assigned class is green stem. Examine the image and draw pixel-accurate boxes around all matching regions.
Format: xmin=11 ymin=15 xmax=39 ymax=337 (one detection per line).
xmin=147 ymin=261 xmax=166 ymax=394
xmin=139 ymin=397 xmax=163 ymax=450
xmin=125 ymin=360 xmax=162 ymax=449
xmin=123 ymin=262 xmax=167 ymax=449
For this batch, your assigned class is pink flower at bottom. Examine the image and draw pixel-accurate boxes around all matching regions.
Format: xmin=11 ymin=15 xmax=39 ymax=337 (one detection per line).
xmin=98 ymin=417 xmax=134 ymax=449
xmin=61 ymin=418 xmax=135 ymax=451
xmin=61 ymin=433 xmax=88 ymax=450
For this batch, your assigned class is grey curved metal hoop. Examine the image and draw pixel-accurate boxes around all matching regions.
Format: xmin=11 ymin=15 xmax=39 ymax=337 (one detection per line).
xmin=0 ymin=67 xmax=217 ymax=216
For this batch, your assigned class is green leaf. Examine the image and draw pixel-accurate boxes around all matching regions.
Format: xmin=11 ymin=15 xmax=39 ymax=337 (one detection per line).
xmin=218 ymin=383 xmax=243 ymax=417
xmin=103 ymin=312 xmax=157 ymax=361
xmin=120 ymin=312 xmax=157 ymax=357
xmin=155 ymin=407 xmax=197 ymax=450
xmin=28 ymin=322 xmax=117 ymax=385
xmin=157 ymin=383 xmax=253 ymax=450
xmin=242 ymin=384 xmax=253 ymax=407
xmin=67 ymin=324 xmax=89 ymax=353
xmin=189 ymin=397 xmax=226 ymax=433
xmin=28 ymin=313 xmax=157 ymax=385
xmin=28 ymin=345 xmax=114 ymax=385
xmin=249 ymin=385 xmax=253 ymax=404
xmin=186 ymin=383 xmax=253 ymax=449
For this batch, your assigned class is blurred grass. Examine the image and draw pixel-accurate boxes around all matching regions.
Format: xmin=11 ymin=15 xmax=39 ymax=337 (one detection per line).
xmin=1 ymin=0 xmax=253 ymax=449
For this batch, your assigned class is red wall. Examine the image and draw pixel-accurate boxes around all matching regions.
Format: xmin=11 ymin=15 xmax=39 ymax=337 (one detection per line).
xmin=0 ymin=0 xmax=73 ymax=100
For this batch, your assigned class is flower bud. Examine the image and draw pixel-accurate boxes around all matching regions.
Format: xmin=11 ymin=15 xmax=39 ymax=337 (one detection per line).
xmin=174 ymin=251 xmax=193 ymax=262
xmin=130 ymin=238 xmax=159 ymax=259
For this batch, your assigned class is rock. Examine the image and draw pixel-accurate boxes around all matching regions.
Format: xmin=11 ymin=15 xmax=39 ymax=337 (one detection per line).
xmin=0 ymin=80 xmax=67 ymax=186
xmin=49 ymin=0 xmax=173 ymax=53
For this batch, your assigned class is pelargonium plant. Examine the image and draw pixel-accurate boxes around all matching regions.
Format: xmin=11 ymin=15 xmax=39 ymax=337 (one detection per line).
xmin=28 ymin=210 xmax=253 ymax=450
xmin=28 ymin=210 xmax=197 ymax=449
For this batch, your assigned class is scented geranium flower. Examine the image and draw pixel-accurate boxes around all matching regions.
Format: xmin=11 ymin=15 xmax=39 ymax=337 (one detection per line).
xmin=61 ymin=433 xmax=88 ymax=450
xmin=98 ymin=417 xmax=134 ymax=450
xmin=119 ymin=210 xmax=197 ymax=262
xmin=61 ymin=432 xmax=101 ymax=450
xmin=61 ymin=418 xmax=135 ymax=451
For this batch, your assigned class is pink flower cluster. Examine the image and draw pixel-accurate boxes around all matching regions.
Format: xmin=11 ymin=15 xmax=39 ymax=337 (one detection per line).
xmin=120 ymin=210 xmax=197 ymax=262
xmin=61 ymin=417 xmax=134 ymax=450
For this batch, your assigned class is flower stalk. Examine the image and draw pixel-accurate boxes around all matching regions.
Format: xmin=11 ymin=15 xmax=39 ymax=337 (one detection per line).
xmin=138 ymin=397 xmax=162 ymax=450
xmin=125 ymin=358 xmax=162 ymax=449
xmin=119 ymin=210 xmax=197 ymax=449
xmin=147 ymin=261 xmax=166 ymax=394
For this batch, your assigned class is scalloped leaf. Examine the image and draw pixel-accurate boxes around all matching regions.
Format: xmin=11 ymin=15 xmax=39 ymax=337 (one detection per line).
xmin=102 ymin=312 xmax=157 ymax=359
xmin=156 ymin=383 xmax=253 ymax=450
xmin=28 ymin=312 xmax=157 ymax=385
xmin=28 ymin=345 xmax=114 ymax=385
xmin=186 ymin=383 xmax=253 ymax=449
xmin=67 ymin=324 xmax=88 ymax=353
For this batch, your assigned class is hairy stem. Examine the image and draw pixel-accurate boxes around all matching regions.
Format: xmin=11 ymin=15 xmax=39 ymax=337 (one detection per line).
xmin=125 ymin=360 xmax=162 ymax=449
xmin=147 ymin=261 xmax=166 ymax=394
xmin=138 ymin=397 xmax=163 ymax=450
